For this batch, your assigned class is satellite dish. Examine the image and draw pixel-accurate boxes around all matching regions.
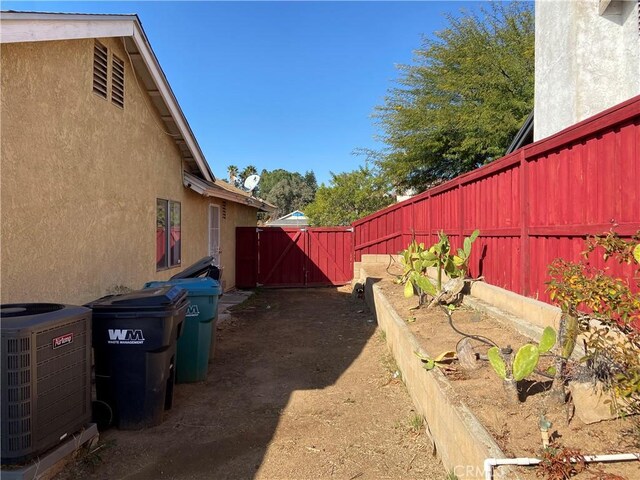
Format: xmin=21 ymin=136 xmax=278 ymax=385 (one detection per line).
xmin=244 ymin=174 xmax=261 ymax=192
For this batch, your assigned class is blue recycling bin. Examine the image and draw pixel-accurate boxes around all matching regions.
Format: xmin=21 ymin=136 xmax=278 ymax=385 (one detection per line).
xmin=144 ymin=278 xmax=221 ymax=383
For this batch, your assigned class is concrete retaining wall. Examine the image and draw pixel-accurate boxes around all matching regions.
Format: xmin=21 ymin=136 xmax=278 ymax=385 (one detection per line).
xmin=361 ymin=266 xmax=517 ymax=479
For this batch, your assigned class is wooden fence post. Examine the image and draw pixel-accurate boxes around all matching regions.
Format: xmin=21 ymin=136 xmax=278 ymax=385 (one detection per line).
xmin=520 ymin=149 xmax=530 ymax=297
xmin=458 ymin=181 xmax=464 ymax=248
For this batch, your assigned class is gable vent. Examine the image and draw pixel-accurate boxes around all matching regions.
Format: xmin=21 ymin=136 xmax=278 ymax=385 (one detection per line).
xmin=92 ymin=41 xmax=108 ymax=99
xmin=111 ymin=55 xmax=125 ymax=109
xmin=222 ymin=201 xmax=227 ymax=219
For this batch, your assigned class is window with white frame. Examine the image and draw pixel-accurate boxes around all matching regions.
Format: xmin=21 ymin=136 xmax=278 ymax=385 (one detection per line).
xmin=156 ymin=199 xmax=181 ymax=270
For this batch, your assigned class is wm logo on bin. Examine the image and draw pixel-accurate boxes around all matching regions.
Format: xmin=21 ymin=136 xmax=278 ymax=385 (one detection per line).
xmin=108 ymin=329 xmax=145 ymax=345
xmin=186 ymin=305 xmax=200 ymax=317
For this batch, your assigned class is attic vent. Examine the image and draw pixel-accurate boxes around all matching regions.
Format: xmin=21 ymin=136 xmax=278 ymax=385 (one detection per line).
xmin=111 ymin=55 xmax=125 ymax=108
xmin=93 ymin=41 xmax=108 ymax=99
xmin=222 ymin=201 xmax=227 ymax=219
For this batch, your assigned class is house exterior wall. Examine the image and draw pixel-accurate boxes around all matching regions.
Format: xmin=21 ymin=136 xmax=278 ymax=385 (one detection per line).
xmin=534 ymin=0 xmax=640 ymax=140
xmin=1 ymin=37 xmax=255 ymax=304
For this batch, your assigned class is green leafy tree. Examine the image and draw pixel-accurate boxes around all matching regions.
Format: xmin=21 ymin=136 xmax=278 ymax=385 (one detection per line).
xmin=255 ymin=169 xmax=318 ymax=220
xmin=303 ymin=171 xmax=317 ymax=191
xmin=372 ymin=2 xmax=534 ymax=191
xmin=305 ymin=168 xmax=392 ymax=226
xmin=266 ymin=175 xmax=316 ymax=219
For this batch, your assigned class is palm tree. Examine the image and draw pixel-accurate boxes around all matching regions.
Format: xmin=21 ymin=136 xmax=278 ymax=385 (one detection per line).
xmin=240 ymin=165 xmax=258 ymax=182
xmin=227 ymin=165 xmax=239 ymax=186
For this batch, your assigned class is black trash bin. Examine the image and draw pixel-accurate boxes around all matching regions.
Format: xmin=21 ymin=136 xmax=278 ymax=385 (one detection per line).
xmin=87 ymin=286 xmax=188 ymax=430
xmin=170 ymin=256 xmax=220 ymax=281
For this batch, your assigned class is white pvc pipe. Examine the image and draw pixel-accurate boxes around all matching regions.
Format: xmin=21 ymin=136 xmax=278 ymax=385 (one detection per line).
xmin=484 ymin=453 xmax=639 ymax=480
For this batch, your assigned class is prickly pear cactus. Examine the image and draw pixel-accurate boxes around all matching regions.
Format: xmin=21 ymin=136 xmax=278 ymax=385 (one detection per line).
xmin=512 ymin=344 xmax=540 ymax=381
xmin=538 ymin=326 xmax=557 ymax=354
xmin=487 ymin=346 xmax=507 ymax=380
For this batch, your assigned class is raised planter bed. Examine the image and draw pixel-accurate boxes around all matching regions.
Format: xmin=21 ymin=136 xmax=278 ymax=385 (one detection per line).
xmin=358 ymin=257 xmax=640 ymax=480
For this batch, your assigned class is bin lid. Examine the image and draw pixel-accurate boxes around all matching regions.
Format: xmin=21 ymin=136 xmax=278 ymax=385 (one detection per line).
xmin=144 ymin=278 xmax=221 ymax=296
xmin=87 ymin=286 xmax=188 ymax=311
xmin=170 ymin=256 xmax=220 ymax=280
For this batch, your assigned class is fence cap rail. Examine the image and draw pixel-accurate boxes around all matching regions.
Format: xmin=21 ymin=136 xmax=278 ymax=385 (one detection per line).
xmin=352 ymin=94 xmax=640 ymax=228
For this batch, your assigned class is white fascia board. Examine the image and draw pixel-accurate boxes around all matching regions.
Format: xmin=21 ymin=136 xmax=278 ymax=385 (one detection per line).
xmin=183 ymin=172 xmax=210 ymax=195
xmin=1 ymin=15 xmax=135 ymax=43
xmin=183 ymin=172 xmax=276 ymax=212
xmin=131 ymin=22 xmax=214 ymax=182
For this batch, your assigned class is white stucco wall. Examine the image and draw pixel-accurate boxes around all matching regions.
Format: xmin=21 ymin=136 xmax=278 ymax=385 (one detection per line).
xmin=534 ymin=0 xmax=640 ymax=140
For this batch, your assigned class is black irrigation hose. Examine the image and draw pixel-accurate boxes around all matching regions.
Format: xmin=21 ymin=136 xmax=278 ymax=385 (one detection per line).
xmin=386 ymin=254 xmax=402 ymax=277
xmin=443 ymin=307 xmax=499 ymax=349
xmin=443 ymin=307 xmax=558 ymax=381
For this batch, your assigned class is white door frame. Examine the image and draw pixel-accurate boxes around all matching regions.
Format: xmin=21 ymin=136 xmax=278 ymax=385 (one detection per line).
xmin=208 ymin=204 xmax=221 ymax=267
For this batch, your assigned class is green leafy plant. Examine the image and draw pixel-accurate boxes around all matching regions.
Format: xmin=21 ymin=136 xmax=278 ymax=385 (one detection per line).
xmin=397 ymin=239 xmax=438 ymax=304
xmin=425 ymin=229 xmax=479 ymax=290
xmin=487 ymin=326 xmax=556 ymax=402
xmin=429 ymin=231 xmax=453 ymax=293
xmin=546 ymin=231 xmax=640 ymax=418
xmin=397 ymin=230 xmax=479 ymax=307
xmin=452 ymin=229 xmax=480 ymax=278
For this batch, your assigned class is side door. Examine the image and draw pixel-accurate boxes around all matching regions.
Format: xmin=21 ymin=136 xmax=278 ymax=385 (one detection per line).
xmin=208 ymin=204 xmax=221 ymax=266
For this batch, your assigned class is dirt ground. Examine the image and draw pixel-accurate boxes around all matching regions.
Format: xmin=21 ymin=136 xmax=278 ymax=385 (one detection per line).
xmin=366 ymin=263 xmax=640 ymax=480
xmin=59 ymin=287 xmax=446 ymax=480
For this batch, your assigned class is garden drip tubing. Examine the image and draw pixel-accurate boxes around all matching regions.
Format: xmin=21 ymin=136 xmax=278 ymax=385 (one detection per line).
xmin=386 ymin=254 xmax=403 ymax=277
xmin=443 ymin=306 xmax=498 ymax=349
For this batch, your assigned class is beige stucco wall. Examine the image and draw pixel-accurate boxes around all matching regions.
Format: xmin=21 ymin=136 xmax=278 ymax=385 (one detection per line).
xmin=534 ymin=0 xmax=640 ymax=140
xmin=1 ymin=37 xmax=256 ymax=304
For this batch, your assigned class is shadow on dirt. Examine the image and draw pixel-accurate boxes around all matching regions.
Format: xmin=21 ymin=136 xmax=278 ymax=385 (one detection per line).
xmin=87 ymin=287 xmax=375 ymax=480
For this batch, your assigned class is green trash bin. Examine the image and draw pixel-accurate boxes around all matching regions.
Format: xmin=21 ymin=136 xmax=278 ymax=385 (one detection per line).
xmin=144 ymin=278 xmax=221 ymax=383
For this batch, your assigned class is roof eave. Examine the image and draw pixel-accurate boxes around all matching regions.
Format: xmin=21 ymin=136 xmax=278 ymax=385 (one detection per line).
xmin=129 ymin=21 xmax=214 ymax=182
xmin=183 ymin=172 xmax=276 ymax=213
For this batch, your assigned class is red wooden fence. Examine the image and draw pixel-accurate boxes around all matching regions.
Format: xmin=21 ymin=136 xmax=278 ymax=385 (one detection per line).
xmin=236 ymin=227 xmax=353 ymax=288
xmin=353 ymin=95 xmax=640 ymax=302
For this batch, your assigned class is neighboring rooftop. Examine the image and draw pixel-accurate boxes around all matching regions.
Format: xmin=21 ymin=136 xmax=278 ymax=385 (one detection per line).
xmin=266 ymin=210 xmax=309 ymax=227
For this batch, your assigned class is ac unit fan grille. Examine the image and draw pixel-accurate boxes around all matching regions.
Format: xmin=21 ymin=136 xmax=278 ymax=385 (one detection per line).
xmin=5 ymin=335 xmax=32 ymax=453
xmin=3 ymin=315 xmax=90 ymax=459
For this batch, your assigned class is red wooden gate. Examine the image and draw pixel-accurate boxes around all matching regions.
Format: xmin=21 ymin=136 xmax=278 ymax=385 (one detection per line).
xmin=235 ymin=227 xmax=353 ymax=288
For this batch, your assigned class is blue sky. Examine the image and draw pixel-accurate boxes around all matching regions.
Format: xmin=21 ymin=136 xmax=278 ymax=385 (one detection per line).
xmin=5 ymin=1 xmax=484 ymax=184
